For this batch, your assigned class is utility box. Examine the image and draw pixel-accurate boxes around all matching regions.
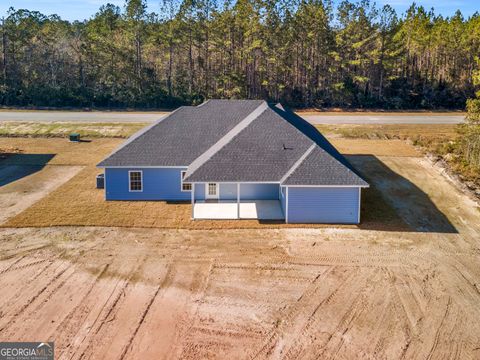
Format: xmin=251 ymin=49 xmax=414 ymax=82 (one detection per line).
xmin=69 ymin=133 xmax=80 ymax=142
xmin=96 ymin=173 xmax=105 ymax=189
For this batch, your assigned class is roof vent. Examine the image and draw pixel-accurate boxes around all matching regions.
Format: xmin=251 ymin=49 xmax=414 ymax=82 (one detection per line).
xmin=283 ymin=143 xmax=294 ymax=150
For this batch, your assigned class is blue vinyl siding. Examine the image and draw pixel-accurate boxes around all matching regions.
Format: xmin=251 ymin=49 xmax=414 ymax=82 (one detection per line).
xmin=287 ymin=187 xmax=360 ymax=224
xmin=194 ymin=183 xmax=205 ymax=200
xmin=239 ymin=184 xmax=279 ymax=200
xmin=219 ymin=183 xmax=237 ymax=200
xmin=105 ymin=167 xmax=190 ymax=201
xmin=193 ymin=183 xmax=279 ymax=201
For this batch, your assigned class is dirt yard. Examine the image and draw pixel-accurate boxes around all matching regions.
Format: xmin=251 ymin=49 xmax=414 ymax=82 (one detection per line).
xmin=0 ymin=217 xmax=479 ymax=359
xmin=1 ymin=132 xmax=480 ymax=358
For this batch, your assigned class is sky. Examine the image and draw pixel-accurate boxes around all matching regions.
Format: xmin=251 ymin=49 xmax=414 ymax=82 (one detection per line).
xmin=0 ymin=0 xmax=478 ymax=21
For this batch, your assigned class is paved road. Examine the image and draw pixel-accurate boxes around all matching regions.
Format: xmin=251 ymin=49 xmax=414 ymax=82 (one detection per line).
xmin=0 ymin=111 xmax=165 ymax=123
xmin=0 ymin=110 xmax=464 ymax=124
xmin=302 ymin=114 xmax=464 ymax=125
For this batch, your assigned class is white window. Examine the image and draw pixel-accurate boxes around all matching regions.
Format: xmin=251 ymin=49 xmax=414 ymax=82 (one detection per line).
xmin=129 ymin=171 xmax=143 ymax=192
xmin=208 ymin=183 xmax=217 ymax=195
xmin=206 ymin=183 xmax=218 ymax=199
xmin=181 ymin=171 xmax=192 ymax=192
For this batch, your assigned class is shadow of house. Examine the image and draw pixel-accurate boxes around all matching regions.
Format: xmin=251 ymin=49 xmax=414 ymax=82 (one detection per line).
xmin=348 ymin=155 xmax=457 ymax=234
xmin=0 ymin=154 xmax=55 ymax=187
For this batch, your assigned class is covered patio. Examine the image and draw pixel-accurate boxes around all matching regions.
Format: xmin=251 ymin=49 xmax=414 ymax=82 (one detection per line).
xmin=192 ymin=200 xmax=284 ymax=220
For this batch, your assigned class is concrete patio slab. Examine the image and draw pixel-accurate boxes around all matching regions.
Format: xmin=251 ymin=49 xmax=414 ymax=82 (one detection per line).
xmin=193 ymin=200 xmax=284 ymax=220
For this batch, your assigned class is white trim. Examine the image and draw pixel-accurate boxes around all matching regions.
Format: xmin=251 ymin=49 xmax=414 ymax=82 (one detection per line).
xmin=192 ymin=181 xmax=281 ymax=184
xmin=98 ymin=165 xmax=188 ymax=169
xmin=285 ymin=186 xmax=289 ymax=223
xmin=285 ymin=184 xmax=369 ymax=188
xmin=187 ymin=181 xmax=368 ymax=187
xmin=205 ymin=183 xmax=219 ymax=200
xmin=357 ymin=187 xmax=361 ymax=224
xmin=128 ymin=170 xmax=143 ymax=192
xmin=191 ymin=184 xmax=195 ymax=219
xmin=237 ymin=183 xmax=240 ymax=219
xmin=180 ymin=170 xmax=192 ymax=192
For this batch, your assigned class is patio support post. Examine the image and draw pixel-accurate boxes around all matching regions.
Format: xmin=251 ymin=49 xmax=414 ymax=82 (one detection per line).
xmin=285 ymin=186 xmax=289 ymax=223
xmin=237 ymin=183 xmax=240 ymax=219
xmin=191 ymin=183 xmax=195 ymax=219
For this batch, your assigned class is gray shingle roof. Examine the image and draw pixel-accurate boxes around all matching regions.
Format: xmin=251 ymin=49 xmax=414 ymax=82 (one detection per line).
xmin=98 ymin=99 xmax=368 ymax=187
xmin=282 ymin=146 xmax=369 ymax=186
xmin=184 ymin=106 xmax=313 ymax=182
xmin=97 ymin=99 xmax=264 ymax=167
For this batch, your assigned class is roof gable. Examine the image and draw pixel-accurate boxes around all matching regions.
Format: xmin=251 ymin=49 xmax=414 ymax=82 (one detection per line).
xmin=98 ymin=99 xmax=368 ymax=187
xmin=184 ymin=105 xmax=314 ymax=182
xmin=97 ymin=99 xmax=264 ymax=167
xmin=282 ymin=146 xmax=369 ymax=186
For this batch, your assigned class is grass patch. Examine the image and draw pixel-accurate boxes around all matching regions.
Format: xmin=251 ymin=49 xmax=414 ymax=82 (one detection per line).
xmin=0 ymin=137 xmax=122 ymax=165
xmin=0 ymin=122 xmax=146 ymax=138
xmin=319 ymin=124 xmax=479 ymax=189
xmin=316 ymin=124 xmax=458 ymax=142
xmin=2 ymin=164 xmax=402 ymax=231
xmin=1 ymin=135 xmax=410 ymax=231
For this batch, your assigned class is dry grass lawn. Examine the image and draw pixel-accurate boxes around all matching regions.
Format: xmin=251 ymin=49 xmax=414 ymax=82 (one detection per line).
xmin=0 ymin=137 xmax=121 ymax=165
xmin=316 ymin=123 xmax=458 ymax=141
xmin=0 ymin=136 xmax=411 ymax=230
xmin=2 ymin=165 xmax=404 ymax=230
xmin=331 ymin=138 xmax=421 ymax=157
xmin=0 ymin=122 xmax=145 ymax=138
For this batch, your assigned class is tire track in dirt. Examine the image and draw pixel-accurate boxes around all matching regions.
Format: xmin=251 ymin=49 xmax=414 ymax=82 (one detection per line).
xmin=0 ymin=260 xmax=74 ymax=335
xmin=425 ymin=297 xmax=451 ymax=360
xmin=249 ymin=266 xmax=349 ymax=359
xmin=1 ymin=264 xmax=86 ymax=340
xmin=8 ymin=262 xmax=111 ymax=341
xmin=386 ymin=268 xmax=424 ymax=333
xmin=59 ymin=269 xmax=131 ymax=359
xmin=168 ymin=260 xmax=224 ymax=359
xmin=369 ymin=273 xmax=396 ymax=358
xmin=124 ymin=260 xmax=216 ymax=360
xmin=0 ymin=254 xmax=28 ymax=274
xmin=119 ymin=263 xmax=174 ymax=360
xmin=281 ymin=267 xmax=375 ymax=360
xmin=0 ymin=256 xmax=55 ymax=274
xmin=0 ymin=243 xmax=53 ymax=263
xmin=0 ymin=257 xmax=58 ymax=310
xmin=45 ymin=263 xmax=111 ymax=342
xmin=71 ymin=255 xmax=150 ymax=360
xmin=315 ymin=268 xmax=384 ymax=360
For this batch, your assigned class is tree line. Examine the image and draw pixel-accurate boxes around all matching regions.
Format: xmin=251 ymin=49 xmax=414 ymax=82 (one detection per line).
xmin=0 ymin=0 xmax=479 ymax=109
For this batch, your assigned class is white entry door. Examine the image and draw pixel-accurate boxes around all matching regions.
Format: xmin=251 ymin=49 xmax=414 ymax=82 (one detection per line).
xmin=205 ymin=183 xmax=219 ymax=200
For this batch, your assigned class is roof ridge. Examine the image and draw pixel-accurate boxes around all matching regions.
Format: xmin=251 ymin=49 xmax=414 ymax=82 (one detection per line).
xmin=97 ymin=106 xmax=185 ymax=167
xmin=270 ymin=105 xmax=366 ymax=181
xmin=280 ymin=143 xmax=316 ymax=184
xmin=283 ymin=145 xmax=369 ymax=186
xmin=197 ymin=99 xmax=210 ymax=107
xmin=184 ymin=101 xmax=268 ymax=180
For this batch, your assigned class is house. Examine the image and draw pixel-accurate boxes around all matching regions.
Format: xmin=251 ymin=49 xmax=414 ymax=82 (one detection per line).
xmin=97 ymin=100 xmax=369 ymax=223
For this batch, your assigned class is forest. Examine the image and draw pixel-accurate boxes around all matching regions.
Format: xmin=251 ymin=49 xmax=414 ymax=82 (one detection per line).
xmin=0 ymin=0 xmax=479 ymax=109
